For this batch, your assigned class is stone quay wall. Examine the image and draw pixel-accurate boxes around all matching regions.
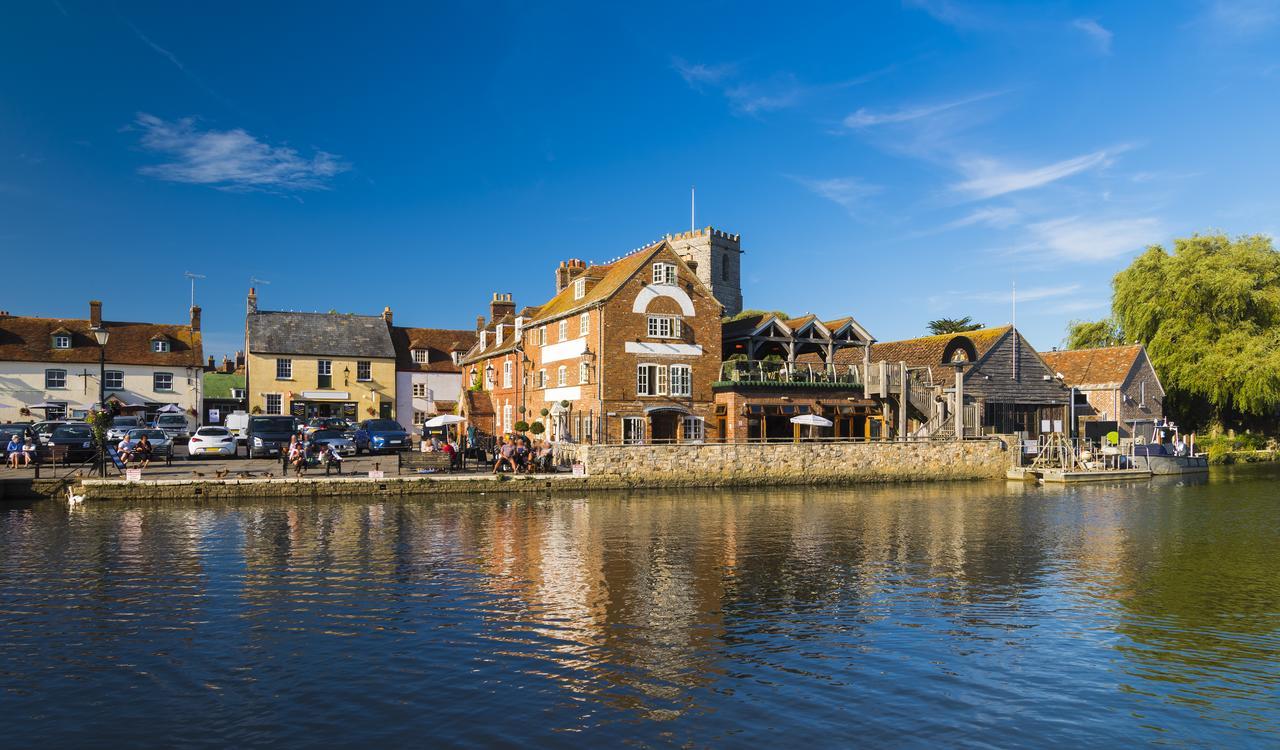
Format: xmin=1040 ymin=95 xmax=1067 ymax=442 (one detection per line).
xmin=556 ymin=438 xmax=1009 ymax=487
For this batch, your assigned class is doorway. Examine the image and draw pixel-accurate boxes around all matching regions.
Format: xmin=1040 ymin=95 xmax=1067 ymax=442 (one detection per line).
xmin=649 ymin=411 xmax=680 ymax=443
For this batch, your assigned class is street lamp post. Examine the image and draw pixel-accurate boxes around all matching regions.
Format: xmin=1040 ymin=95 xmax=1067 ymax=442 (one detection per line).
xmin=92 ymin=326 xmax=110 ymax=476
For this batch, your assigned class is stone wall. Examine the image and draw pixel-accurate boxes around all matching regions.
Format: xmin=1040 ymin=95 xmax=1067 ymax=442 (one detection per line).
xmin=558 ymin=438 xmax=1009 ymax=487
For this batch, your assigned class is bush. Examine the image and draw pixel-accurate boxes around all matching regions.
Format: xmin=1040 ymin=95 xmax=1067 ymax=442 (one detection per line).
xmin=513 ymin=420 xmax=530 ymax=432
xmin=530 ymin=421 xmax=545 ymax=435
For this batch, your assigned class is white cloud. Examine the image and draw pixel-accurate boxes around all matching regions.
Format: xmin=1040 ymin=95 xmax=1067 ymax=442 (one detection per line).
xmin=672 ymin=58 xmax=735 ymax=88
xmin=966 ymin=283 xmax=1081 ymax=303
xmin=789 ymin=176 xmax=881 ymax=214
xmin=945 ymin=206 xmax=1021 ymax=229
xmin=725 ymin=74 xmax=806 ymax=114
xmin=1027 ymin=216 xmax=1162 ymax=261
xmin=133 ymin=113 xmax=348 ymax=192
xmin=1205 ymin=0 xmax=1280 ymax=34
xmin=952 ymin=146 xmax=1129 ymax=199
xmin=1071 ymin=18 xmax=1113 ymax=54
xmin=842 ymin=91 xmax=1005 ymax=128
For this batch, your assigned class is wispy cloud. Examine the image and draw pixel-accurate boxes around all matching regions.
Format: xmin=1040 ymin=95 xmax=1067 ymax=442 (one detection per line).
xmin=132 ymin=113 xmax=348 ymax=192
xmin=1071 ymin=18 xmax=1113 ymax=54
xmin=127 ymin=21 xmax=229 ymax=105
xmin=902 ymin=0 xmax=985 ymax=29
xmin=725 ymin=73 xmax=808 ymax=114
xmin=789 ymin=176 xmax=881 ymax=215
xmin=842 ymin=90 xmax=1006 ymax=129
xmin=1027 ymin=215 xmax=1162 ymax=261
xmin=945 ymin=206 xmax=1021 ymax=229
xmin=967 ymin=283 xmax=1081 ymax=303
xmin=952 ymin=146 xmax=1130 ymax=199
xmin=672 ymin=58 xmax=736 ymax=88
xmin=1204 ymin=0 xmax=1280 ymax=34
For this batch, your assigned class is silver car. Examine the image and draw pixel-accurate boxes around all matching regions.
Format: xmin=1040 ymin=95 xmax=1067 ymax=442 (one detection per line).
xmin=125 ymin=429 xmax=173 ymax=460
xmin=187 ymin=426 xmax=236 ymax=459
xmin=106 ymin=416 xmax=144 ymax=442
xmin=309 ymin=428 xmax=356 ymax=456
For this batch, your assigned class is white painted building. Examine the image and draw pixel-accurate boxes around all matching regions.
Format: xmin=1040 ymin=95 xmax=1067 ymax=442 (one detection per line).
xmin=389 ymin=323 xmax=475 ymax=433
xmin=0 ymin=300 xmax=204 ymax=427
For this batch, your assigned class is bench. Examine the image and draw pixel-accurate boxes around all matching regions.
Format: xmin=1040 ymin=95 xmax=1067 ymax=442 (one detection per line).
xmin=398 ymin=451 xmax=454 ymax=475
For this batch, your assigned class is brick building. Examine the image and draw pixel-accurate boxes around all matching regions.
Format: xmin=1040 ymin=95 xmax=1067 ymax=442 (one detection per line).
xmin=1040 ymin=345 xmax=1164 ymax=438
xmin=460 ymin=238 xmax=725 ymax=444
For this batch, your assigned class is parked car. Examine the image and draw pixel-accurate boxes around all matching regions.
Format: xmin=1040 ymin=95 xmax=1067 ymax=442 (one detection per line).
xmin=225 ymin=411 xmax=250 ymax=446
xmin=125 ymin=428 xmax=173 ymax=460
xmin=0 ymin=423 xmax=37 ymax=445
xmin=246 ymin=415 xmax=298 ymax=458
xmin=187 ymin=426 xmax=237 ymax=459
xmin=106 ymin=416 xmax=144 ymax=442
xmin=48 ymin=423 xmax=97 ymax=461
xmin=308 ymin=428 xmax=356 ymax=456
xmin=357 ymin=419 xmax=410 ymax=454
xmin=304 ymin=417 xmax=350 ymax=437
xmin=152 ymin=413 xmax=191 ymax=441
xmin=31 ymin=420 xmax=68 ymax=445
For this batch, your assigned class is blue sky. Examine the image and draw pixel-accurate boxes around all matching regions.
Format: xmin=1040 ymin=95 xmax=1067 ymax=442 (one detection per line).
xmin=3 ymin=1 xmax=1279 ymax=356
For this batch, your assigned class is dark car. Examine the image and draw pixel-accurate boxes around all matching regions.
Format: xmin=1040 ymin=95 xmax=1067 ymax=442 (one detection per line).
xmin=305 ymin=417 xmax=350 ymax=437
xmin=48 ymin=423 xmax=97 ymax=461
xmin=246 ymin=415 xmax=298 ymax=458
xmin=0 ymin=423 xmax=37 ymax=444
xmin=357 ymin=419 xmax=410 ymax=454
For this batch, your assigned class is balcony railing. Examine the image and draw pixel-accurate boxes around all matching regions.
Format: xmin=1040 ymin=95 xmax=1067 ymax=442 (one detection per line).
xmin=715 ymin=360 xmax=863 ymax=388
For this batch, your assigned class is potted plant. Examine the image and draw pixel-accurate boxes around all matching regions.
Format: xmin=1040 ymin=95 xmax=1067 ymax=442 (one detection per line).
xmin=540 ymin=408 xmax=549 ymax=417
xmin=251 ymin=405 xmax=263 ymax=414
xmin=514 ymin=420 xmax=530 ymax=433
xmin=530 ymin=421 xmax=545 ymax=436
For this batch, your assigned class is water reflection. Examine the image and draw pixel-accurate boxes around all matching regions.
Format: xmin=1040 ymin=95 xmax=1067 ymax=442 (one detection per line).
xmin=0 ymin=468 xmax=1277 ymax=746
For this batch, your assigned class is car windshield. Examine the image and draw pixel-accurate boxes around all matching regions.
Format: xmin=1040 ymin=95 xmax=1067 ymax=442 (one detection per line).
xmin=1 ymin=424 xmax=30 ymax=435
xmin=53 ymin=425 xmax=92 ymax=438
xmin=127 ymin=430 xmax=166 ymax=440
xmin=251 ymin=417 xmax=295 ymax=432
xmin=35 ymin=423 xmax=63 ymax=434
xmin=365 ymin=420 xmax=404 ymax=431
xmin=312 ymin=430 xmax=346 ymax=440
xmin=112 ymin=417 xmax=141 ymax=427
xmin=156 ymin=415 xmax=185 ymax=424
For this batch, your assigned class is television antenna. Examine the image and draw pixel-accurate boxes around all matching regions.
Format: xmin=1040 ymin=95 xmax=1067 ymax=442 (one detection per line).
xmin=184 ymin=271 xmax=206 ymax=308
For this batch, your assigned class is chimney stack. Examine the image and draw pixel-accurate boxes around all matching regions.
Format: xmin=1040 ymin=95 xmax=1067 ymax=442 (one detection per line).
xmin=222 ymin=355 xmax=234 ymax=373
xmin=475 ymin=315 xmax=486 ymax=334
xmin=235 ymin=350 xmax=245 ymax=371
xmin=247 ymin=287 xmax=258 ymax=315
xmin=382 ymin=306 xmax=393 ymax=325
xmin=489 ymin=292 xmax=516 ymax=324
xmin=207 ymin=355 xmax=216 ymax=370
xmin=190 ymin=305 xmax=202 ymax=332
xmin=555 ymin=259 xmax=587 ymax=294
xmin=89 ymin=300 xmax=102 ymax=328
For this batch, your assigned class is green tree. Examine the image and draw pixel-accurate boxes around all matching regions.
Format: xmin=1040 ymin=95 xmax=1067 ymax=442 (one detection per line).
xmin=1065 ymin=318 xmax=1125 ymax=349
xmin=927 ymin=316 xmax=983 ymax=335
xmin=1111 ymin=233 xmax=1280 ymax=428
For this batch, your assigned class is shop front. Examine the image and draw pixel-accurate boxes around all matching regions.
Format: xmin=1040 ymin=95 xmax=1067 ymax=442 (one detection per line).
xmin=289 ymin=391 xmax=359 ymax=421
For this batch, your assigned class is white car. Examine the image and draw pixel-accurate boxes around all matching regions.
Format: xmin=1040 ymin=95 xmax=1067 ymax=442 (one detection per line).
xmin=187 ymin=426 xmax=237 ymax=459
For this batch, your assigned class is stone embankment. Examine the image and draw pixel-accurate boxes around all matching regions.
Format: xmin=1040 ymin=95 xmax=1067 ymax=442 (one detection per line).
xmin=1 ymin=439 xmax=1010 ymax=501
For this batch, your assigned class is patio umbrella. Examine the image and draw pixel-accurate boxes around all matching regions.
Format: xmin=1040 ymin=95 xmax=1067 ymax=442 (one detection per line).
xmin=156 ymin=404 xmax=184 ymax=413
xmin=27 ymin=402 xmax=62 ymax=410
xmin=790 ymin=413 xmax=833 ymax=440
xmin=424 ymin=414 xmax=466 ymax=428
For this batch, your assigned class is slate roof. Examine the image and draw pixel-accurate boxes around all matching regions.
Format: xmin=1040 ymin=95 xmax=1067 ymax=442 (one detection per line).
xmin=390 ymin=326 xmax=476 ymax=373
xmin=0 ymin=314 xmax=202 ymax=368
xmin=1040 ymin=345 xmax=1146 ymax=389
xmin=203 ymin=371 xmax=246 ymax=400
xmin=247 ymin=311 xmax=396 ymax=358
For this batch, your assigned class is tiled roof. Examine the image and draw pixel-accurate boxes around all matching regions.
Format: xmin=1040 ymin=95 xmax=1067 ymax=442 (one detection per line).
xmin=247 ymin=311 xmax=395 ymax=358
xmin=846 ymin=326 xmax=1012 ymax=372
xmin=460 ymin=312 xmax=529 ymax=364
xmin=390 ymin=326 xmax=476 ymax=373
xmin=1040 ymin=345 xmax=1145 ymax=388
xmin=0 ymin=314 xmax=202 ymax=368
xmin=526 ymin=242 xmax=665 ymax=325
xmin=203 ymin=371 xmax=246 ymax=399
xmin=461 ymin=389 xmax=494 ymax=417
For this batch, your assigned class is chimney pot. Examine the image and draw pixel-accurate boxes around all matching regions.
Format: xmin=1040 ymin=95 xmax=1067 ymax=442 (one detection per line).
xmin=246 ymin=288 xmax=258 ymax=315
xmin=89 ymin=300 xmax=103 ymax=328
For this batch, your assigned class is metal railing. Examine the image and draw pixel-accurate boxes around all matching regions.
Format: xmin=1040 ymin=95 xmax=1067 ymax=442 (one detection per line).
xmin=716 ymin=360 xmax=863 ymax=387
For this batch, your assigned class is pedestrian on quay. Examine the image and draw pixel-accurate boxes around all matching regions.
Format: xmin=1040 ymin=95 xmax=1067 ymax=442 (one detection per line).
xmin=492 ymin=437 xmax=516 ymax=473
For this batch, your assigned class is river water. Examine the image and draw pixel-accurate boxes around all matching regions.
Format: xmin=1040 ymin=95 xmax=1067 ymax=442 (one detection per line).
xmin=1 ymin=466 xmax=1278 ymax=748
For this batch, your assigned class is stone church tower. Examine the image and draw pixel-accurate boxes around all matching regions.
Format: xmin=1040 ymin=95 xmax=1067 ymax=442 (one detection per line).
xmin=665 ymin=227 xmax=743 ymax=317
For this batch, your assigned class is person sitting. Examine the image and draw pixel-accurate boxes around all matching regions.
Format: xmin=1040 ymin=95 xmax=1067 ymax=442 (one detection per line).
xmin=134 ymin=435 xmax=154 ymax=469
xmin=117 ymin=436 xmax=135 ymax=464
xmin=6 ymin=435 xmax=22 ymax=469
xmin=289 ymin=440 xmax=307 ymax=476
xmin=441 ymin=439 xmax=457 ymax=468
xmin=513 ymin=439 xmax=530 ymax=473
xmin=324 ymin=443 xmax=344 ymax=472
xmin=492 ymin=438 xmax=516 ymax=473
xmin=20 ymin=436 xmax=37 ymax=468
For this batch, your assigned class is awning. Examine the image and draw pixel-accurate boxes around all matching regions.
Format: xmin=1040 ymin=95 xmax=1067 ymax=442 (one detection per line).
xmin=644 ymin=405 xmax=691 ymax=415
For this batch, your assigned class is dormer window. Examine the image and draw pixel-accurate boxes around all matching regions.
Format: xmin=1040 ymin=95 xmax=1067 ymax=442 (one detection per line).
xmin=574 ymin=278 xmax=586 ymax=300
xmin=151 ymin=339 xmax=170 ymax=353
xmin=52 ymin=334 xmax=71 ymax=349
xmin=412 ymin=349 xmax=428 ymax=364
xmin=652 ymin=262 xmax=677 ymax=285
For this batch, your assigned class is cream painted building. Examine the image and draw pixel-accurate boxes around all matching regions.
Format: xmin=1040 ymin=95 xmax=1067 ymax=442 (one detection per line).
xmin=244 ymin=289 xmax=398 ymax=422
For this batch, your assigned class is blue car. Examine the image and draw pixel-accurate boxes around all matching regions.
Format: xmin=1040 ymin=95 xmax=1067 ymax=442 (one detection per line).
xmin=355 ymin=419 xmax=409 ymax=454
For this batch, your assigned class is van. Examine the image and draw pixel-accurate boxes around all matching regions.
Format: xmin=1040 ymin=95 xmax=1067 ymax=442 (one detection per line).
xmin=246 ymin=415 xmax=298 ymax=458
xmin=225 ymin=411 xmax=250 ymax=446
